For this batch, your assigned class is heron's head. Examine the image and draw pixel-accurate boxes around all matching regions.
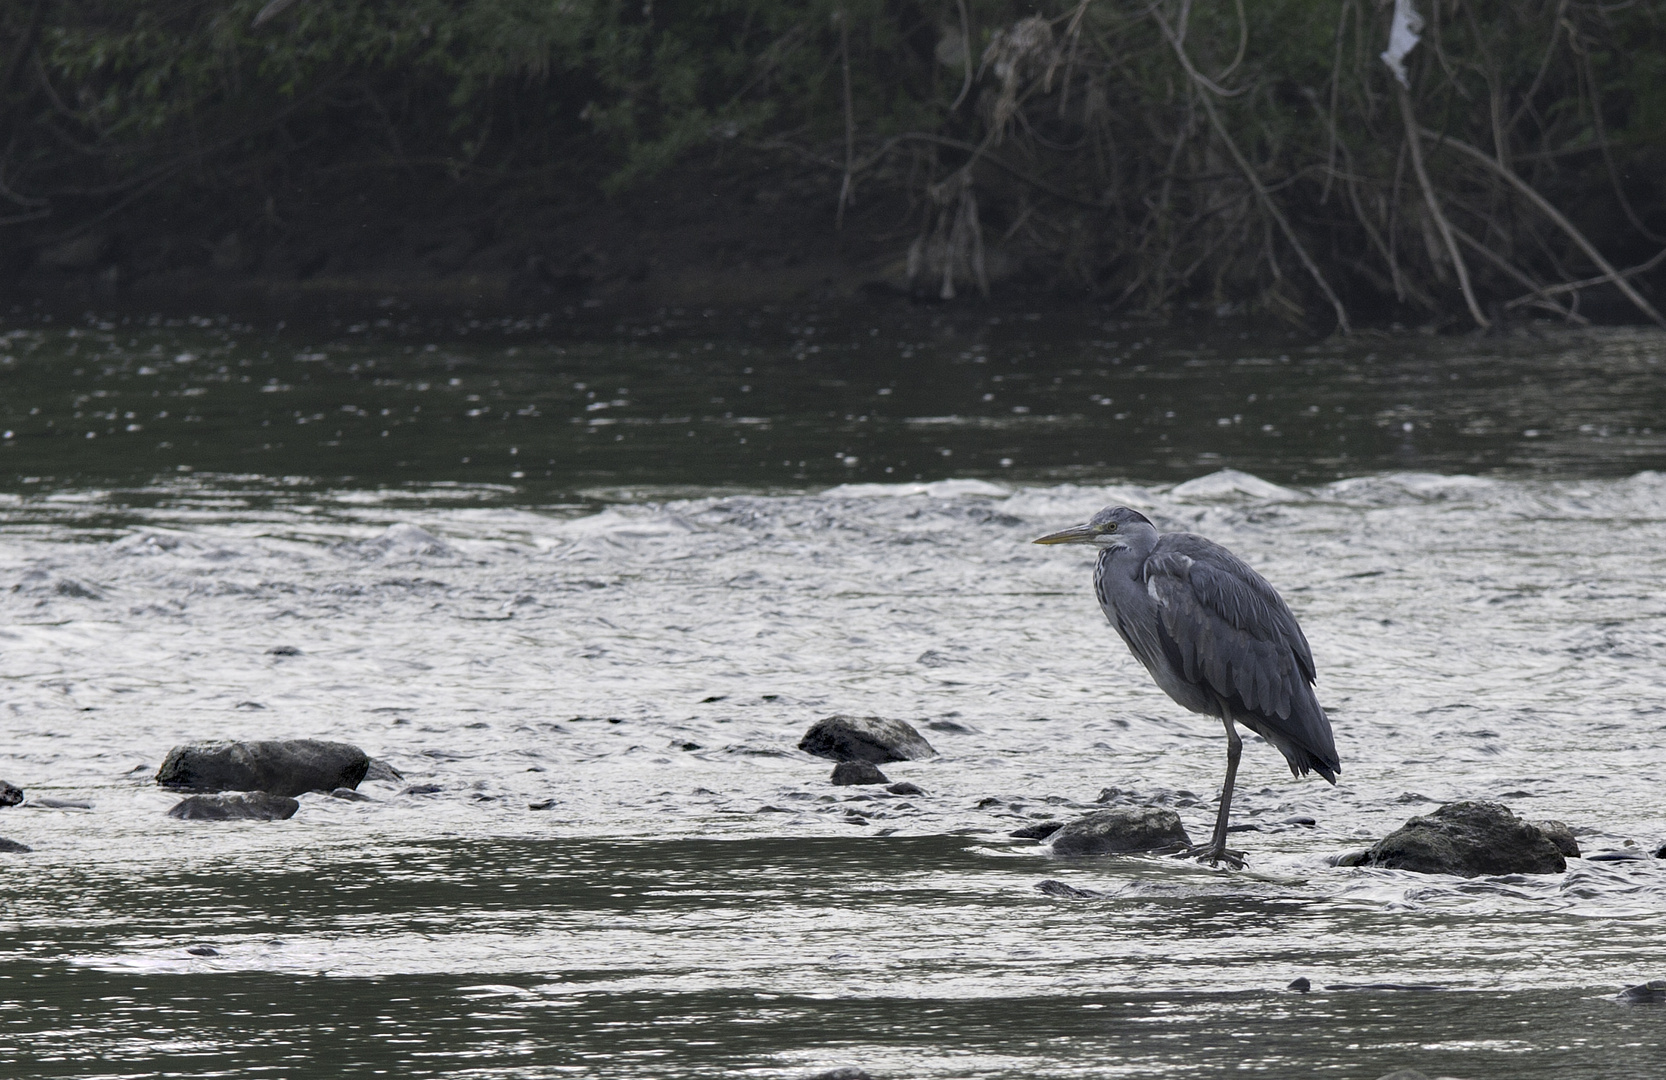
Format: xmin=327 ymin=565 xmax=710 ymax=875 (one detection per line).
xmin=1031 ymin=506 xmax=1156 ymax=550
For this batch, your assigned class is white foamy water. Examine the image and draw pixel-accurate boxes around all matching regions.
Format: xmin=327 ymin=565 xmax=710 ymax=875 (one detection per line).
xmin=3 ymin=471 xmax=1664 ymax=1078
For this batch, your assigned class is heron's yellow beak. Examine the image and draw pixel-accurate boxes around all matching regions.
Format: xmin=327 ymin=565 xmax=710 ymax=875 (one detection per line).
xmin=1031 ymin=523 xmax=1098 ymax=545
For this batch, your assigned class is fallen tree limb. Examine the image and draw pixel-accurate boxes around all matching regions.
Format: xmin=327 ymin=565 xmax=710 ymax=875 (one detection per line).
xmin=1153 ymin=6 xmax=1351 ymax=334
xmin=1400 ymin=88 xmax=1489 ymax=329
xmin=1502 ymin=244 xmax=1666 ymax=312
xmin=1421 ymin=125 xmax=1666 ymax=330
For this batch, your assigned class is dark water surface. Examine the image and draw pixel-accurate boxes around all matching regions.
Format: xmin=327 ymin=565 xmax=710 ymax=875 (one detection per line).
xmin=3 ymin=310 xmax=1665 ymax=1079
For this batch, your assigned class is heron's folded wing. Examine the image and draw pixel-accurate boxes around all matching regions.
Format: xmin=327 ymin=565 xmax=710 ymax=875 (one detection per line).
xmin=1144 ymin=550 xmax=1307 ymax=720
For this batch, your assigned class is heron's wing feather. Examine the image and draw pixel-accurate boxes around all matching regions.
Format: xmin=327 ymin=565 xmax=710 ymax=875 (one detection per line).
xmin=1150 ymin=535 xmax=1316 ymax=682
xmin=1140 ymin=534 xmax=1339 ymax=780
xmin=1144 ymin=542 xmax=1310 ymax=720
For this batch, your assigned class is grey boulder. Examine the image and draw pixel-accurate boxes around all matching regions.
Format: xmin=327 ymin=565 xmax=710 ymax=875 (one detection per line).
xmin=830 ymin=761 xmax=889 ymax=786
xmin=156 ymin=740 xmax=369 ymax=797
xmin=167 ymin=792 xmax=300 ymax=821
xmin=0 ymin=837 xmax=31 ymax=853
xmin=0 ymin=780 xmax=21 ymax=807
xmin=1362 ymin=801 xmax=1567 ymax=877
xmin=799 ymin=715 xmax=935 ymax=764
xmin=1048 ymin=806 xmax=1191 ymax=857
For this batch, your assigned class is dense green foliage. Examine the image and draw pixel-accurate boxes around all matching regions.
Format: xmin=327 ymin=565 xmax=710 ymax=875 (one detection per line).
xmin=5 ymin=0 xmax=1665 ymax=325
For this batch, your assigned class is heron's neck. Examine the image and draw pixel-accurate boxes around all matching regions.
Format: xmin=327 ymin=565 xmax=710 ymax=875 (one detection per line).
xmin=1097 ymin=529 xmax=1158 ymax=575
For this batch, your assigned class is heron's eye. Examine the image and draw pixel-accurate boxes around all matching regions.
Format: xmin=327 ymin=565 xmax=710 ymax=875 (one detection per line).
xmin=1102 ymin=522 xmax=1117 ymax=532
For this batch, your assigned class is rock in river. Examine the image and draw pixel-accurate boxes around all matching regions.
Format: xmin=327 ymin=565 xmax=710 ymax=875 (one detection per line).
xmin=0 ymin=837 xmax=32 ymax=853
xmin=1618 ymin=979 xmax=1666 ymax=1004
xmin=0 ymin=780 xmax=22 ymax=807
xmin=798 ymin=715 xmax=936 ymax=764
xmin=830 ymin=761 xmax=889 ymax=786
xmin=1048 ymin=806 xmax=1191 ymax=857
xmin=167 ymin=792 xmax=300 ymax=821
xmin=156 ymin=740 xmax=369 ymax=797
xmin=1362 ymin=801 xmax=1567 ymax=877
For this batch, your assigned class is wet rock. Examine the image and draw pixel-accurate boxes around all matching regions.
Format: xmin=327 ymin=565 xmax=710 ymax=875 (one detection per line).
xmin=1657 ymin=841 xmax=1666 ymax=859
xmin=1048 ymin=806 xmax=1191 ymax=857
xmin=1280 ymin=814 xmax=1317 ymax=827
xmin=186 ymin=945 xmax=220 ymax=957
xmin=267 ymin=645 xmax=302 ymax=657
xmin=830 ymin=761 xmax=889 ymax=786
xmin=1331 ymin=849 xmax=1370 ymax=867
xmin=885 ymin=781 xmax=923 ymax=796
xmin=1287 ymin=977 xmax=1311 ymax=993
xmin=1010 ymin=821 xmax=1064 ymax=841
xmin=0 ymin=781 xmax=22 ymax=807
xmin=0 ymin=838 xmax=31 ymax=853
xmin=799 ymin=715 xmax=936 ymax=764
xmin=1361 ymin=801 xmax=1567 ymax=877
xmin=1586 ymin=849 xmax=1647 ymax=862
xmin=328 ymin=788 xmax=371 ymax=802
xmin=401 ymin=783 xmax=443 ymax=796
xmin=156 ymin=739 xmax=370 ymax=797
xmin=1533 ymin=819 xmax=1581 ymax=858
xmin=167 ymin=792 xmax=300 ymax=821
xmin=1035 ymin=879 xmax=1102 ymax=898
xmin=32 ymin=797 xmax=92 ymax=810
xmin=364 ymin=758 xmax=403 ymax=783
xmin=804 ymin=1069 xmax=872 ymax=1080
xmin=1617 ymin=979 xmax=1666 ymax=1003
xmin=527 ymin=799 xmax=555 ymax=810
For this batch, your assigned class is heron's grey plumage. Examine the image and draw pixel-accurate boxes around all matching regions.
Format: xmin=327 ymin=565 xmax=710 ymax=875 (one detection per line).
xmin=1034 ymin=505 xmax=1339 ymax=864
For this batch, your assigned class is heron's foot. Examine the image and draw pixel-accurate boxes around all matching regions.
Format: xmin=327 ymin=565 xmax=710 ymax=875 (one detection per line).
xmin=1176 ymin=843 xmax=1245 ymax=869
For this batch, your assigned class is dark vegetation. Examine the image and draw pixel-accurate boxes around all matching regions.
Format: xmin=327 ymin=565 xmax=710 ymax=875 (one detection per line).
xmin=4 ymin=0 xmax=1664 ymax=329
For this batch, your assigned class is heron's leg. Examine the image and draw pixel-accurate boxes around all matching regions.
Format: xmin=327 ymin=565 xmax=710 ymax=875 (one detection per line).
xmin=1207 ymin=715 xmax=1244 ymax=864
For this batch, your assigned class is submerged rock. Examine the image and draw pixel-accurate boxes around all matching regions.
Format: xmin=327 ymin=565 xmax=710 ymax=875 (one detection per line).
xmin=364 ymin=758 xmax=404 ymax=783
xmin=885 ymin=781 xmax=923 ymax=796
xmin=167 ymin=792 xmax=300 ymax=821
xmin=0 ymin=837 xmax=31 ymax=853
xmin=830 ymin=761 xmax=889 ymax=786
xmin=156 ymin=740 xmax=369 ymax=797
xmin=1035 ymin=879 xmax=1102 ymax=898
xmin=1010 ymin=821 xmax=1063 ymax=841
xmin=1362 ymin=801 xmax=1567 ymax=877
xmin=799 ymin=715 xmax=936 ymax=764
xmin=1287 ymin=977 xmax=1311 ymax=993
xmin=1048 ymin=806 xmax=1191 ymax=857
xmin=0 ymin=781 xmax=21 ymax=807
xmin=1618 ymin=979 xmax=1666 ymax=1004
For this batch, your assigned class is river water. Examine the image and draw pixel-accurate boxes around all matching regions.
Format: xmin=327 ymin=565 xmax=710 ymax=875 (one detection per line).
xmin=2 ymin=309 xmax=1664 ymax=1078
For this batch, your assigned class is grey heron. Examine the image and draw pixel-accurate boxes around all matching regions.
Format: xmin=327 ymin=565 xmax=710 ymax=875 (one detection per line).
xmin=1033 ymin=506 xmax=1339 ymax=866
